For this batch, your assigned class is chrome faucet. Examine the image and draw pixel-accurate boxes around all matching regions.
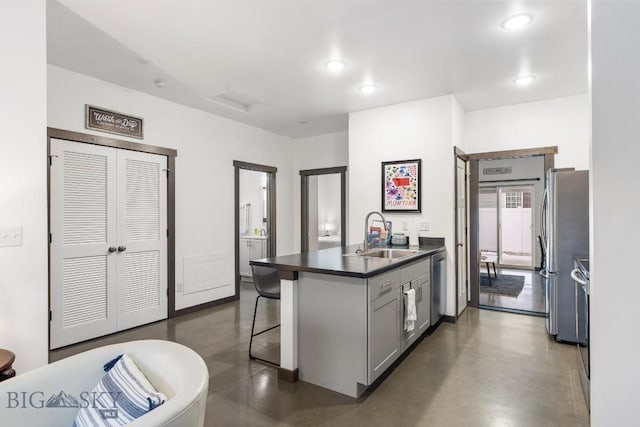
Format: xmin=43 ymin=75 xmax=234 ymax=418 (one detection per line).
xmin=361 ymin=211 xmax=388 ymax=253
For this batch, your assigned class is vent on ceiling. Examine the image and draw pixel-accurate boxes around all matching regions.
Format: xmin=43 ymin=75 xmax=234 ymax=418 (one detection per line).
xmin=207 ymin=91 xmax=262 ymax=113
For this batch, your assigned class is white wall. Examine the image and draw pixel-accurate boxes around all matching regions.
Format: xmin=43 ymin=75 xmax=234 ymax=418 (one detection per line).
xmin=0 ymin=0 xmax=48 ymax=372
xmin=452 ymin=96 xmax=466 ymax=152
xmin=590 ymin=2 xmax=640 ymax=424
xmin=349 ymin=95 xmax=458 ymax=316
xmin=291 ymin=132 xmax=349 ymax=252
xmin=465 ymin=95 xmax=590 ymax=169
xmin=294 ymin=132 xmax=349 ymax=172
xmin=48 ymin=65 xmax=295 ymax=311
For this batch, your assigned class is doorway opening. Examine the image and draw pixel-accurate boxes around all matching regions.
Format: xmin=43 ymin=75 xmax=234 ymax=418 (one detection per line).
xmin=479 ymin=185 xmax=535 ymax=268
xmin=468 ymin=147 xmax=556 ymax=316
xmin=300 ymin=166 xmax=347 ymax=252
xmin=233 ymin=161 xmax=277 ymax=294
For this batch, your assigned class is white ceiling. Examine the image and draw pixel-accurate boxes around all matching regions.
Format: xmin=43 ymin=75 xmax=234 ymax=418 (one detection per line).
xmin=48 ymin=0 xmax=588 ymax=139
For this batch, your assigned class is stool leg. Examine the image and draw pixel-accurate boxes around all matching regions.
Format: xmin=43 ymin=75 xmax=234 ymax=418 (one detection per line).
xmin=249 ymin=295 xmax=260 ymax=359
xmin=248 ymin=295 xmax=281 ymax=367
xmin=492 ymin=262 xmax=497 ymax=278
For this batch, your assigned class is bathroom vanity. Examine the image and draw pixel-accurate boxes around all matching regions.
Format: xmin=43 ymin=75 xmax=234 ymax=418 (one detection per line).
xmin=239 ymin=235 xmax=268 ymax=279
xmin=251 ymin=241 xmax=445 ymax=397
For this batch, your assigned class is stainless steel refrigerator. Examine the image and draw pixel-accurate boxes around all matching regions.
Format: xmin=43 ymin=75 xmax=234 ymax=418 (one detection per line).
xmin=540 ymin=168 xmax=589 ymax=343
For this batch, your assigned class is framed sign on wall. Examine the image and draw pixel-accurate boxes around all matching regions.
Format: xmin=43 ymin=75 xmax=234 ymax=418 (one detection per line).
xmin=85 ymin=105 xmax=144 ymax=139
xmin=381 ymin=159 xmax=421 ymax=213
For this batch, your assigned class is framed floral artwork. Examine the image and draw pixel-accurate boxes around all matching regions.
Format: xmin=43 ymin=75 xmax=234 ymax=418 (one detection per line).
xmin=381 ymin=159 xmax=421 ymax=213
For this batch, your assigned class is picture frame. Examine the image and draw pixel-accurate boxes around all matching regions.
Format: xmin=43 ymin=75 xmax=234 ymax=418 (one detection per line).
xmin=381 ymin=159 xmax=421 ymax=213
xmin=85 ymin=105 xmax=144 ymax=139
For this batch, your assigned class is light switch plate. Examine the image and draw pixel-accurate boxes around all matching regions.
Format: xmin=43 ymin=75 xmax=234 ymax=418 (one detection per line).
xmin=418 ymin=221 xmax=430 ymax=231
xmin=0 ymin=227 xmax=23 ymax=247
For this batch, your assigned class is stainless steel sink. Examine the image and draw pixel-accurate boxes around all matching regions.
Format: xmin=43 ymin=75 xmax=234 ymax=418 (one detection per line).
xmin=345 ymin=248 xmax=418 ymax=259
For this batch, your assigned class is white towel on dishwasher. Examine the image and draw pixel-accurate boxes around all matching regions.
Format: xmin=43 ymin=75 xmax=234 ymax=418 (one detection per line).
xmin=404 ymin=288 xmax=417 ymax=332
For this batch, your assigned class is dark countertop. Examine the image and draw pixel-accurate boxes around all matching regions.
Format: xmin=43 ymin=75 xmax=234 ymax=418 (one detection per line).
xmin=250 ymin=243 xmax=446 ymax=279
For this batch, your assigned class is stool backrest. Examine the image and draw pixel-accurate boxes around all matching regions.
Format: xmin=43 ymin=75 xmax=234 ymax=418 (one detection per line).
xmin=251 ymin=265 xmax=281 ymax=299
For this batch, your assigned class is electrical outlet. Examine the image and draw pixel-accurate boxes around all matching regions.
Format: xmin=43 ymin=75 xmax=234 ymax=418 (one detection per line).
xmin=177 ymin=282 xmax=183 ymax=292
xmin=418 ymin=221 xmax=430 ymax=231
xmin=0 ymin=227 xmax=23 ymax=247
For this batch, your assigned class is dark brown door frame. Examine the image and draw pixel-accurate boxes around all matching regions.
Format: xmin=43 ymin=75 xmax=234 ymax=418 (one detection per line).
xmin=466 ymin=146 xmax=557 ymax=309
xmin=454 ymin=147 xmax=469 ymax=320
xmin=300 ymin=166 xmax=347 ymax=252
xmin=46 ymin=127 xmax=178 ymax=356
xmin=233 ymin=160 xmax=277 ymax=296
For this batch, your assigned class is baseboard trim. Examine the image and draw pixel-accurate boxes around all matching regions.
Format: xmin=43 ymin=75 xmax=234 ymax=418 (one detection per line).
xmin=170 ymin=295 xmax=238 ymax=318
xmin=426 ymin=317 xmax=444 ymax=335
xmin=278 ymin=367 xmax=299 ymax=383
xmin=478 ymin=304 xmax=546 ymax=317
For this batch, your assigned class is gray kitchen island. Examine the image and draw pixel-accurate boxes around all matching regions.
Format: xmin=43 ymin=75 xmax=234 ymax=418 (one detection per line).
xmin=250 ymin=240 xmax=445 ymax=398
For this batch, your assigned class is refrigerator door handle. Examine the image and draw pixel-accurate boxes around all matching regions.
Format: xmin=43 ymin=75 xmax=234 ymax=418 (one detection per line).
xmin=571 ymin=268 xmax=588 ymax=285
xmin=540 ymin=187 xmax=548 ymax=244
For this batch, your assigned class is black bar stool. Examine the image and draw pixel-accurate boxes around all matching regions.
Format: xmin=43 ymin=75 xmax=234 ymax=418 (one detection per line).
xmin=249 ymin=265 xmax=281 ymax=367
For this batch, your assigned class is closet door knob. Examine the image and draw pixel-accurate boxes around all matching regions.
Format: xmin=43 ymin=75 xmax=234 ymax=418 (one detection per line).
xmin=117 ymin=246 xmax=127 ymax=252
xmin=108 ymin=246 xmax=117 ymax=253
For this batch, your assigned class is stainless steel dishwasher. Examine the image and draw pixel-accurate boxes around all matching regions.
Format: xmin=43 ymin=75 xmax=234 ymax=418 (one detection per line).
xmin=431 ymin=251 xmax=446 ymax=325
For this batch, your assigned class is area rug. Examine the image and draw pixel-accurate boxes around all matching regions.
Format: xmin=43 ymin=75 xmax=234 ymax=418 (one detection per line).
xmin=480 ymin=273 xmax=525 ymax=298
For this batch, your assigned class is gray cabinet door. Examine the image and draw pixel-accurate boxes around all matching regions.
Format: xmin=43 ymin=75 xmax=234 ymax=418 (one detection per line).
xmin=239 ymin=239 xmax=251 ymax=277
xmin=401 ymin=283 xmax=419 ymax=350
xmin=368 ymin=287 xmax=402 ymax=384
xmin=414 ymin=273 xmax=431 ymax=334
xmin=248 ymin=238 xmax=264 ymax=261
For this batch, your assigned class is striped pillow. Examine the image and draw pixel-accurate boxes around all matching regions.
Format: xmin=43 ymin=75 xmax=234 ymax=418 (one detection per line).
xmin=73 ymin=354 xmax=167 ymax=426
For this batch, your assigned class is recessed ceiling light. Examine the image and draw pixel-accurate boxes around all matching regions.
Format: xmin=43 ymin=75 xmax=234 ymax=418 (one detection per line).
xmin=513 ymin=75 xmax=536 ymax=86
xmin=154 ymin=79 xmax=168 ymax=88
xmin=359 ymin=84 xmax=377 ymax=94
xmin=501 ymin=13 xmax=533 ymax=30
xmin=325 ymin=60 xmax=347 ymax=72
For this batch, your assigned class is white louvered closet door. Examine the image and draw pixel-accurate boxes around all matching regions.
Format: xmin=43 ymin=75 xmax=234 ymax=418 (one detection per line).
xmin=115 ymin=149 xmax=167 ymax=330
xmin=50 ymin=139 xmax=118 ymax=349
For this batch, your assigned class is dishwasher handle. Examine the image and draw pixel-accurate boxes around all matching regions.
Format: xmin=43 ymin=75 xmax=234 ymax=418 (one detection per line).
xmin=570 ymin=268 xmax=588 ymax=285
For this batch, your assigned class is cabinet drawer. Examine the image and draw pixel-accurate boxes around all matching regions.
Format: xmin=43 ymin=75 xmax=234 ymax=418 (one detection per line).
xmin=368 ymin=269 xmax=401 ymax=302
xmin=400 ymin=258 xmax=430 ymax=284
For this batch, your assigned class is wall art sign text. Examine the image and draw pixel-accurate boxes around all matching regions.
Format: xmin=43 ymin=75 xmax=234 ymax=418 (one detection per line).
xmin=483 ymin=167 xmax=512 ymax=176
xmin=85 ymin=105 xmax=144 ymax=139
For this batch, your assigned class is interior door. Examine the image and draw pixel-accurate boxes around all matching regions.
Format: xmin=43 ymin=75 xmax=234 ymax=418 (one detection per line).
xmin=456 ymin=157 xmax=468 ymax=315
xmin=50 ymin=139 xmax=118 ymax=349
xmin=116 ymin=149 xmax=168 ymax=330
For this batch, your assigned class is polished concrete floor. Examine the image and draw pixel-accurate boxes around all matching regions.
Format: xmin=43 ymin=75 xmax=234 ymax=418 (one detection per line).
xmin=51 ymin=283 xmax=588 ymax=426
xmin=479 ymin=267 xmax=546 ymax=314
